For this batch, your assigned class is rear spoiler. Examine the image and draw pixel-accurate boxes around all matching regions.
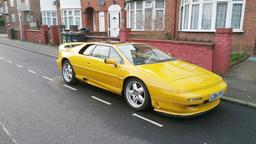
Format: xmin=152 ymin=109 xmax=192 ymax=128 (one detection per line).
xmin=59 ymin=42 xmax=85 ymax=51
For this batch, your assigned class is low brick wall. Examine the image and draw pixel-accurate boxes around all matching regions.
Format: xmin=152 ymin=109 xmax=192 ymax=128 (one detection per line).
xmin=25 ymin=30 xmax=41 ymax=43
xmin=128 ymin=38 xmax=214 ymax=71
xmin=8 ymin=25 xmax=60 ymax=46
xmin=0 ymin=26 xmax=6 ymax=34
xmin=121 ymin=28 xmax=232 ymax=74
xmin=13 ymin=29 xmax=41 ymax=43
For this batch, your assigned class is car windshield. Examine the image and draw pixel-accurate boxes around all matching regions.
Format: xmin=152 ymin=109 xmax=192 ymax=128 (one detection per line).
xmin=118 ymin=44 xmax=175 ymax=65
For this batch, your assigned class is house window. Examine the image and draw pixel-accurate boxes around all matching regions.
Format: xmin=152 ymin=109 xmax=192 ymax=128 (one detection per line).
xmin=5 ymin=16 xmax=10 ymax=23
xmin=10 ymin=0 xmax=14 ymax=7
xmin=231 ymin=2 xmax=243 ymax=29
xmin=216 ymin=2 xmax=228 ymax=28
xmin=126 ymin=0 xmax=165 ymax=31
xmin=26 ymin=14 xmax=33 ymax=22
xmin=42 ymin=11 xmax=58 ymax=26
xmin=201 ymin=3 xmax=212 ymax=30
xmin=180 ymin=0 xmax=245 ymax=32
xmin=61 ymin=9 xmax=81 ymax=29
xmin=11 ymin=14 xmax=16 ymax=22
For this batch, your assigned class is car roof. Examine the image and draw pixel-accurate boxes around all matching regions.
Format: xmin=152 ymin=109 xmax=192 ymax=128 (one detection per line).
xmin=87 ymin=41 xmax=142 ymax=47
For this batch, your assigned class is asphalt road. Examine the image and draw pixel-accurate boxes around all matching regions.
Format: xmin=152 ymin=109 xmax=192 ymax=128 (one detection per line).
xmin=0 ymin=43 xmax=256 ymax=144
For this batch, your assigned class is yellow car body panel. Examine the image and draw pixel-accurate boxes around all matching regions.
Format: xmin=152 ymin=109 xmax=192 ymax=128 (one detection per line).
xmin=57 ymin=42 xmax=227 ymax=117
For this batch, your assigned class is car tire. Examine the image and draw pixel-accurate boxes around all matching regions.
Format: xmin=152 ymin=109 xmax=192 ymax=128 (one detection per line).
xmin=124 ymin=78 xmax=151 ymax=111
xmin=62 ymin=60 xmax=78 ymax=85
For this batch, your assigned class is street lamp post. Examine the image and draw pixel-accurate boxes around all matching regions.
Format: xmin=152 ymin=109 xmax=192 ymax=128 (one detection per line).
xmin=17 ymin=0 xmax=23 ymax=40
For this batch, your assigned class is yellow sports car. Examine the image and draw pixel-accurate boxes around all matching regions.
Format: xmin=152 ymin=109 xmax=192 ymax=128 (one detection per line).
xmin=57 ymin=42 xmax=227 ymax=117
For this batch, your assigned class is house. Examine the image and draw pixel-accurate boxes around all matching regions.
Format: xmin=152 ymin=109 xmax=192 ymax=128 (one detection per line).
xmin=4 ymin=0 xmax=255 ymax=53
xmin=3 ymin=0 xmax=41 ymax=29
xmin=80 ymin=0 xmax=125 ymax=37
xmin=52 ymin=0 xmax=125 ymax=37
xmin=124 ymin=0 xmax=256 ymax=53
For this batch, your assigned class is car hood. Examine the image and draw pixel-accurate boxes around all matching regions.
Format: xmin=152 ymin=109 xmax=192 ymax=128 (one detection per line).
xmin=137 ymin=60 xmax=223 ymax=92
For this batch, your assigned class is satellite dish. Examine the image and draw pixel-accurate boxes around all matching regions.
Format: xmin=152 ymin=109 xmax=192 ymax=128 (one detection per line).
xmin=98 ymin=0 xmax=105 ymax=6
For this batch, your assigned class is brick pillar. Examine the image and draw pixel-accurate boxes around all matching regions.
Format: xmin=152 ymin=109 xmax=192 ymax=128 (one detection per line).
xmin=22 ymin=25 xmax=29 ymax=41
xmin=49 ymin=25 xmax=60 ymax=46
xmin=213 ymin=28 xmax=233 ymax=74
xmin=119 ymin=28 xmax=131 ymax=43
xmin=40 ymin=25 xmax=48 ymax=44
xmin=119 ymin=10 xmax=131 ymax=42
xmin=57 ymin=25 xmax=63 ymax=44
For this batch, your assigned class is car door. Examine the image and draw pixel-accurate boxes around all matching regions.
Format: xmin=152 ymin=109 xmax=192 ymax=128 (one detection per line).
xmin=71 ymin=44 xmax=96 ymax=80
xmin=86 ymin=45 xmax=123 ymax=93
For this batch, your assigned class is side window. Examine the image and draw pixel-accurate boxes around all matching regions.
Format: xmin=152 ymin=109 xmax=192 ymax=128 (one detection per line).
xmin=83 ymin=45 xmax=95 ymax=56
xmin=109 ymin=48 xmax=123 ymax=64
xmin=79 ymin=44 xmax=96 ymax=56
xmin=91 ymin=45 xmax=110 ymax=60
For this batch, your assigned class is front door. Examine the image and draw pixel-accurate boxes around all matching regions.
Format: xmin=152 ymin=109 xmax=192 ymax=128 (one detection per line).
xmin=108 ymin=4 xmax=121 ymax=37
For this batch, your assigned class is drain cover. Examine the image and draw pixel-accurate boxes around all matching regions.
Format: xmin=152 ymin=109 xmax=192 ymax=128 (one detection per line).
xmin=0 ymin=125 xmax=16 ymax=144
xmin=248 ymin=56 xmax=256 ymax=62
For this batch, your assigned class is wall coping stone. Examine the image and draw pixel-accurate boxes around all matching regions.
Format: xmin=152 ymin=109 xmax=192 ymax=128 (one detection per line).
xmin=216 ymin=28 xmax=233 ymax=34
xmin=128 ymin=38 xmax=214 ymax=48
xmin=25 ymin=30 xmax=41 ymax=32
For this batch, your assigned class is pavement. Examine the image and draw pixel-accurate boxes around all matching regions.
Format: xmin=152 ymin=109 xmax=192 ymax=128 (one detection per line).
xmin=0 ymin=37 xmax=256 ymax=144
xmin=0 ymin=34 xmax=58 ymax=58
xmin=223 ymin=56 xmax=256 ymax=108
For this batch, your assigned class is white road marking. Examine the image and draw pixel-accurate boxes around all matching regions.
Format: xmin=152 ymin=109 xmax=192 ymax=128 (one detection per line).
xmin=91 ymin=96 xmax=112 ymax=105
xmin=7 ymin=60 xmax=13 ymax=64
xmin=43 ymin=76 xmax=53 ymax=81
xmin=16 ymin=64 xmax=23 ymax=68
xmin=132 ymin=113 xmax=164 ymax=128
xmin=0 ymin=123 xmax=18 ymax=144
xmin=28 ymin=69 xmax=36 ymax=74
xmin=63 ymin=84 xmax=77 ymax=91
xmin=0 ymin=57 xmax=4 ymax=60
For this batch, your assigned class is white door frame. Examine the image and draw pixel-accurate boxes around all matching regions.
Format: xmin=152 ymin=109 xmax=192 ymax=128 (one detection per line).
xmin=108 ymin=4 xmax=121 ymax=37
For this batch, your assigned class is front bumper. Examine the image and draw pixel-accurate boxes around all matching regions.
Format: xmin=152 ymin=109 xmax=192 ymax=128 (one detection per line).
xmin=153 ymin=99 xmax=220 ymax=117
xmin=149 ymin=80 xmax=227 ymax=117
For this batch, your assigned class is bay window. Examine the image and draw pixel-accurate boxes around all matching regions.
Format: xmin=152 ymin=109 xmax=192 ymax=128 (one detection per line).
xmin=126 ymin=0 xmax=165 ymax=31
xmin=42 ymin=11 xmax=57 ymax=26
xmin=180 ymin=0 xmax=245 ymax=32
xmin=61 ymin=9 xmax=82 ymax=29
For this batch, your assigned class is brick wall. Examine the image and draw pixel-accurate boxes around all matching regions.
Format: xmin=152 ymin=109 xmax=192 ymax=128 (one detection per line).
xmin=25 ymin=30 xmax=41 ymax=43
xmin=128 ymin=38 xmax=214 ymax=71
xmin=120 ymin=28 xmax=232 ymax=74
xmin=0 ymin=26 xmax=6 ymax=33
xmin=9 ymin=25 xmax=61 ymax=46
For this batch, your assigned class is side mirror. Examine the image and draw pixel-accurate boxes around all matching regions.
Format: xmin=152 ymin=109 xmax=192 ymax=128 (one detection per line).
xmin=105 ymin=58 xmax=117 ymax=66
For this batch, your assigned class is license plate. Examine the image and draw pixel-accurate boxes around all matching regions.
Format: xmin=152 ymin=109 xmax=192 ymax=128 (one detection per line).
xmin=209 ymin=91 xmax=224 ymax=101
